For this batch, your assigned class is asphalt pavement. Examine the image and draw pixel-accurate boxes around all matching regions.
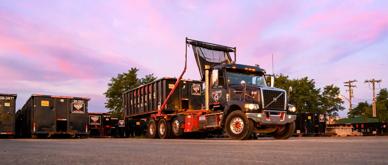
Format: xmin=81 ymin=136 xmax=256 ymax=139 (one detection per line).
xmin=1 ymin=136 xmax=388 ymax=165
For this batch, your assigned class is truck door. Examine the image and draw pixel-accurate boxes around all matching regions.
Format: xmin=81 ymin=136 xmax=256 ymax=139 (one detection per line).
xmin=209 ymin=69 xmax=227 ymax=110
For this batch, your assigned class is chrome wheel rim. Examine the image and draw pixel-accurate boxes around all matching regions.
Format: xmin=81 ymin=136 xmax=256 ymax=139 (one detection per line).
xmin=230 ymin=117 xmax=244 ymax=135
xmin=172 ymin=120 xmax=180 ymax=134
xmin=159 ymin=122 xmax=166 ymax=136
xmin=149 ymin=123 xmax=155 ymax=136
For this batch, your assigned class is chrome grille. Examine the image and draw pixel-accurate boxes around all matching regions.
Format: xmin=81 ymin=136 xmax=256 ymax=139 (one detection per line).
xmin=262 ymin=89 xmax=286 ymax=111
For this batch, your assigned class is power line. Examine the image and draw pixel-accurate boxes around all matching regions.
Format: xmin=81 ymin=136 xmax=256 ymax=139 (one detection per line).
xmin=365 ymin=79 xmax=382 ymax=118
xmin=344 ymin=80 xmax=357 ymax=112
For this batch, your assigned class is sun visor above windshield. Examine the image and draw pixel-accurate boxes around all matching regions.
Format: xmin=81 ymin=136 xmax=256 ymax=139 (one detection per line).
xmin=187 ymin=38 xmax=235 ymax=81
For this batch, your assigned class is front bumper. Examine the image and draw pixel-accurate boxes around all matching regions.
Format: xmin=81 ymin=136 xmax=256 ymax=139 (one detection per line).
xmin=246 ymin=112 xmax=296 ymax=125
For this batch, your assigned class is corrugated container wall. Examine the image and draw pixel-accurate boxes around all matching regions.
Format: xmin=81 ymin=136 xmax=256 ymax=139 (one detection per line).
xmin=123 ymin=78 xmax=204 ymax=118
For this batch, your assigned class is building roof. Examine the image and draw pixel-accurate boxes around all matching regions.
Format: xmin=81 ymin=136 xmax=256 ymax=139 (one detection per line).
xmin=335 ymin=116 xmax=380 ymax=124
xmin=0 ymin=93 xmax=17 ymax=97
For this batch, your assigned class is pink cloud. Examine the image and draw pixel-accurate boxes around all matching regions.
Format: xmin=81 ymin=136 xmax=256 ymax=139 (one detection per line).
xmin=301 ymin=7 xmax=388 ymax=43
xmin=0 ymin=9 xmax=144 ymax=81
xmin=119 ymin=1 xmax=181 ymax=50
xmin=298 ymin=8 xmax=388 ymax=63
xmin=0 ymin=65 xmax=23 ymax=80
xmin=230 ymin=1 xmax=298 ymax=49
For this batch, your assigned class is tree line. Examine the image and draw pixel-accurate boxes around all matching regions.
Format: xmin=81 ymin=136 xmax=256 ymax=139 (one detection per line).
xmin=349 ymin=89 xmax=388 ymax=122
xmin=274 ymin=75 xmax=344 ymax=117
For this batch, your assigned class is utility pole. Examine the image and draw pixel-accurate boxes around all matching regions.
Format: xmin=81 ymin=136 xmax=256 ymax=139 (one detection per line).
xmin=344 ymin=80 xmax=357 ymax=112
xmin=365 ymin=79 xmax=382 ymax=118
xmin=271 ymin=53 xmax=275 ymax=75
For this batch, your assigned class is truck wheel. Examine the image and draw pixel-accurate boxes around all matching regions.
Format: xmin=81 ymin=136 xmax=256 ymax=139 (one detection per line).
xmin=273 ymin=121 xmax=295 ymax=140
xmin=225 ymin=111 xmax=250 ymax=140
xmin=146 ymin=119 xmax=157 ymax=138
xmin=171 ymin=118 xmax=183 ymax=138
xmin=244 ymin=119 xmax=256 ymax=140
xmin=158 ymin=119 xmax=171 ymax=139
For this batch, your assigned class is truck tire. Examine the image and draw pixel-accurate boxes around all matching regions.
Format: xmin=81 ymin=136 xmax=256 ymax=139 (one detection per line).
xmin=171 ymin=118 xmax=183 ymax=138
xmin=146 ymin=119 xmax=157 ymax=138
xmin=245 ymin=119 xmax=256 ymax=140
xmin=225 ymin=111 xmax=250 ymax=140
xmin=273 ymin=121 xmax=295 ymax=140
xmin=158 ymin=119 xmax=171 ymax=139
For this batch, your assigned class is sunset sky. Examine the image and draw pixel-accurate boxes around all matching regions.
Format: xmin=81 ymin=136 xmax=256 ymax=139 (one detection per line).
xmin=1 ymin=1 xmax=387 ymax=117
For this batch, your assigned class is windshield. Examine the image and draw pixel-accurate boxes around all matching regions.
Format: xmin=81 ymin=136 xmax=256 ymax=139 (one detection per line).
xmin=226 ymin=71 xmax=267 ymax=87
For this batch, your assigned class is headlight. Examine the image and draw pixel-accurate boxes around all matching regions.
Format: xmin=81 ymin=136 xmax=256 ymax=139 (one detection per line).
xmin=244 ymin=103 xmax=259 ymax=110
xmin=288 ymin=104 xmax=296 ymax=112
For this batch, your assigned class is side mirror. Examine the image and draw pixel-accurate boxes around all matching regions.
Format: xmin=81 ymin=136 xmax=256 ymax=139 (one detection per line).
xmin=288 ymin=86 xmax=293 ymax=100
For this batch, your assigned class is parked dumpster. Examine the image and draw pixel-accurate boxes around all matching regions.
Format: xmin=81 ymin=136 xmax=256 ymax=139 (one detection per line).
xmin=16 ymin=94 xmax=89 ymax=138
xmin=0 ymin=93 xmax=17 ymax=137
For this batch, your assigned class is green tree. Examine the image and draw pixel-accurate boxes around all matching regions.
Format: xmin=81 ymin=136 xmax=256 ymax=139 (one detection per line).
xmin=348 ymin=101 xmax=371 ymax=118
xmin=140 ymin=74 xmax=158 ymax=85
xmin=275 ymin=75 xmax=344 ymax=115
xmin=320 ymin=85 xmax=345 ymax=117
xmin=104 ymin=68 xmax=157 ymax=117
xmin=291 ymin=77 xmax=321 ymax=113
xmin=376 ymin=88 xmax=388 ymax=122
xmin=348 ymin=88 xmax=388 ymax=121
xmin=275 ymin=75 xmax=321 ymax=113
xmin=272 ymin=74 xmax=291 ymax=91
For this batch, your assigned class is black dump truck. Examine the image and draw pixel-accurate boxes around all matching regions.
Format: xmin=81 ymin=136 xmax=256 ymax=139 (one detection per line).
xmin=0 ymin=93 xmax=17 ymax=137
xmin=16 ymin=94 xmax=89 ymax=138
xmin=123 ymin=38 xmax=297 ymax=140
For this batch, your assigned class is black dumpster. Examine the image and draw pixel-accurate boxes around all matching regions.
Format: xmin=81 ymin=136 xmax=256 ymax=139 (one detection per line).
xmin=0 ymin=93 xmax=17 ymax=137
xmin=16 ymin=94 xmax=89 ymax=138
xmin=88 ymin=113 xmax=103 ymax=137
xmin=295 ymin=112 xmax=326 ymax=136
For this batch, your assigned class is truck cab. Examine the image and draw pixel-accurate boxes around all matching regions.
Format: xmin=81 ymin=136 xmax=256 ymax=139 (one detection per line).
xmin=208 ymin=63 xmax=296 ymax=139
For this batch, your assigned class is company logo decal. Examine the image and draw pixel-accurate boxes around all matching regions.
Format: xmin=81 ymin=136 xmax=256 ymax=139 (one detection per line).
xmin=212 ymin=90 xmax=222 ymax=102
xmin=89 ymin=115 xmax=101 ymax=125
xmin=118 ymin=120 xmax=125 ymax=127
xmin=72 ymin=100 xmax=85 ymax=113
xmin=192 ymin=83 xmax=201 ymax=96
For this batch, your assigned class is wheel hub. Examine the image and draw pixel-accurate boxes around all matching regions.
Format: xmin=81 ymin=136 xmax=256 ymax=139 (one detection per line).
xmin=172 ymin=120 xmax=180 ymax=134
xmin=149 ymin=124 xmax=155 ymax=135
xmin=230 ymin=117 xmax=244 ymax=134
xmin=159 ymin=123 xmax=166 ymax=135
